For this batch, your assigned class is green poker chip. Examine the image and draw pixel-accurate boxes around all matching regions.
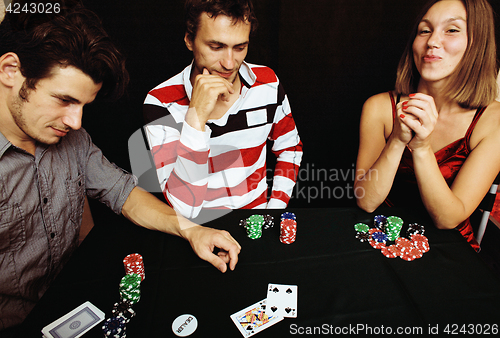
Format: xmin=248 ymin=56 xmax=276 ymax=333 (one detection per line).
xmin=354 ymin=223 xmax=370 ymax=233
xmin=245 ymin=214 xmax=264 ymax=239
xmin=385 ymin=216 xmax=404 ymax=241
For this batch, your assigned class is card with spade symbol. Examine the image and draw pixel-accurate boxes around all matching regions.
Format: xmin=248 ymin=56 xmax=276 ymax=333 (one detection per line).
xmin=230 ymin=299 xmax=284 ymax=337
xmin=265 ymin=283 xmax=298 ymax=318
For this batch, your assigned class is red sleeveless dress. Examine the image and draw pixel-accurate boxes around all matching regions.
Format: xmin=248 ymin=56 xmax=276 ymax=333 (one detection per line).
xmin=385 ymin=91 xmax=484 ymax=251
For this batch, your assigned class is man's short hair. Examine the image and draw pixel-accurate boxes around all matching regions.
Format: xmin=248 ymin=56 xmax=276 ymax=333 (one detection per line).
xmin=184 ymin=0 xmax=258 ymax=42
xmin=0 ymin=0 xmax=128 ymax=100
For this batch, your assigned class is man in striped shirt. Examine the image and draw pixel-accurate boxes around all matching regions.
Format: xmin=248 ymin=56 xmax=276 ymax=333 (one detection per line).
xmin=143 ymin=0 xmax=303 ymax=219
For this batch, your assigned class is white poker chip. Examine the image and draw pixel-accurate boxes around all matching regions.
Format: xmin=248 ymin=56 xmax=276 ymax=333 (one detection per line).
xmin=172 ymin=314 xmax=198 ymax=337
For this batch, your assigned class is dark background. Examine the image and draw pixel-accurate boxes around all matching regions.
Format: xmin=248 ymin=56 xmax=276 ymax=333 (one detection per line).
xmin=80 ymin=0 xmax=500 ymax=209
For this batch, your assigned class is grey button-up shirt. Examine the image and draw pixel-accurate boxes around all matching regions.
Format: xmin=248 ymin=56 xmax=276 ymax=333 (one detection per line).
xmin=0 ymin=128 xmax=137 ymax=329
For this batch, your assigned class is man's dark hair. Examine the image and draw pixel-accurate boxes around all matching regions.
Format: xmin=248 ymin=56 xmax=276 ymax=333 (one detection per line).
xmin=185 ymin=0 xmax=258 ymax=42
xmin=0 ymin=0 xmax=128 ymax=100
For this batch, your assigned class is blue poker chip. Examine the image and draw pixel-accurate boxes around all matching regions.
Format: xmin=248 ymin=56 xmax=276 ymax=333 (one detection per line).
xmin=371 ymin=232 xmax=388 ymax=244
xmin=374 ymin=214 xmax=387 ymax=226
xmin=102 ymin=316 xmax=126 ymax=337
xmin=281 ymin=212 xmax=296 ymax=221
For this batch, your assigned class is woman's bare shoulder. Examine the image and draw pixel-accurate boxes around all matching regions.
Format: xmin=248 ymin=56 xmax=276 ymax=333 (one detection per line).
xmin=471 ymin=100 xmax=500 ymax=148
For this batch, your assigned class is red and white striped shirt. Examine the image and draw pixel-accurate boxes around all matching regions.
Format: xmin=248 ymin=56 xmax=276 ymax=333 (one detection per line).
xmin=143 ymin=62 xmax=303 ymax=218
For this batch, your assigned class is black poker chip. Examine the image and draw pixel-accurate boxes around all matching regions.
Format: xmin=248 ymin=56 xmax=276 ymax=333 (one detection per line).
xmin=112 ymin=300 xmax=136 ymax=323
xmin=263 ymin=214 xmax=274 ymax=229
xmin=406 ymin=223 xmax=425 ymax=237
xmin=355 ymin=231 xmax=370 ymax=242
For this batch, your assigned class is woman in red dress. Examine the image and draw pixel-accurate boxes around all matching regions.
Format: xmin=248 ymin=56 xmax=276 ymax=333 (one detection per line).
xmin=355 ymin=0 xmax=500 ymax=251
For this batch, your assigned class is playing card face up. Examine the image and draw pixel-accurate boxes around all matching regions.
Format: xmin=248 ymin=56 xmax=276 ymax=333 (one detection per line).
xmin=41 ymin=301 xmax=105 ymax=338
xmin=230 ymin=299 xmax=284 ymax=337
xmin=265 ymin=284 xmax=298 ymax=318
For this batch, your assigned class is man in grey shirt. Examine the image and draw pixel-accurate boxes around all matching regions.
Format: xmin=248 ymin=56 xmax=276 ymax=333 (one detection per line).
xmin=0 ymin=1 xmax=241 ymax=331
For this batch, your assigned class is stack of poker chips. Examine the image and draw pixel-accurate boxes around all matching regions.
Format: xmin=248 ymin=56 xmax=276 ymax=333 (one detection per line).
xmin=280 ymin=212 xmax=297 ymax=244
xmin=119 ymin=273 xmax=141 ymax=305
xmin=239 ymin=214 xmax=274 ymax=239
xmin=354 ymin=215 xmax=430 ymax=261
xmin=385 ymin=216 xmax=404 ymax=241
xmin=245 ymin=214 xmax=265 ymax=239
xmin=123 ymin=253 xmax=145 ymax=281
xmin=102 ymin=253 xmax=145 ymax=337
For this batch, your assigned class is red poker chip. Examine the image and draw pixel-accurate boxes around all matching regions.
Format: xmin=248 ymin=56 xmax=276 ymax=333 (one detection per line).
xmin=124 ymin=253 xmax=143 ymax=266
xmin=400 ymin=253 xmax=416 ymax=261
xmin=411 ymin=234 xmax=428 ymax=243
xmin=381 ymin=246 xmax=397 ymax=258
xmin=400 ymin=247 xmax=423 ymax=261
xmin=124 ymin=253 xmax=145 ymax=281
xmin=387 ymin=244 xmax=402 ymax=257
xmin=395 ymin=238 xmax=413 ymax=253
xmin=280 ymin=219 xmax=297 ymax=244
xmin=413 ymin=241 xmax=430 ymax=253
xmin=369 ymin=239 xmax=386 ymax=249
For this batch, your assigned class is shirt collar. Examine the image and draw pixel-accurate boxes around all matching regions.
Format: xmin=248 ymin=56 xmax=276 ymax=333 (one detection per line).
xmin=0 ymin=131 xmax=12 ymax=159
xmin=183 ymin=60 xmax=257 ymax=99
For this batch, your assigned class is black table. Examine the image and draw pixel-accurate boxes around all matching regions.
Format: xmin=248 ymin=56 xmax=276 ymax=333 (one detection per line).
xmin=17 ymin=207 xmax=500 ymax=337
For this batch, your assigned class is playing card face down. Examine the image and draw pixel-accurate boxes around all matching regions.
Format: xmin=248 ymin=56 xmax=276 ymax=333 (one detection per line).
xmin=265 ymin=284 xmax=297 ymax=318
xmin=230 ymin=299 xmax=284 ymax=337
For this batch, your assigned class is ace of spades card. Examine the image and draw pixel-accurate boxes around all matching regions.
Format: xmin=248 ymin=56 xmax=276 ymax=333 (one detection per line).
xmin=265 ymin=284 xmax=298 ymax=318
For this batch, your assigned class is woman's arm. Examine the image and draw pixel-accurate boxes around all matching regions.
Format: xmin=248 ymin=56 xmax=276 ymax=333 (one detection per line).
xmin=355 ymin=93 xmax=411 ymax=212
xmin=407 ymin=99 xmax=500 ymax=229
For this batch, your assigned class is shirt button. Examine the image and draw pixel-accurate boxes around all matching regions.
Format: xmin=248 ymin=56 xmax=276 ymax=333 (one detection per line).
xmin=43 ymin=198 xmax=48 ymax=204
xmin=50 ymin=233 xmax=55 ymax=239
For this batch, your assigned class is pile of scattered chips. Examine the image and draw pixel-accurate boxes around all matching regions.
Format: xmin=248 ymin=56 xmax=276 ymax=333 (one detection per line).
xmin=102 ymin=253 xmax=145 ymax=337
xmin=280 ymin=212 xmax=297 ymax=244
xmin=354 ymin=215 xmax=429 ymax=261
xmin=239 ymin=214 xmax=274 ymax=239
